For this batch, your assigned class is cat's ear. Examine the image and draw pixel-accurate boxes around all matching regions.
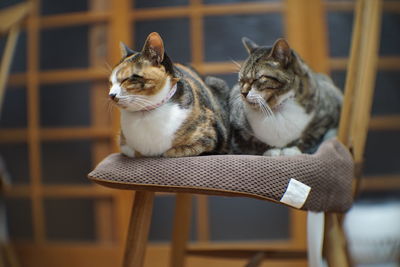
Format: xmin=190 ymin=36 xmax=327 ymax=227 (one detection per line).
xmin=270 ymin=38 xmax=291 ymax=67
xmin=142 ymin=32 xmax=164 ymax=65
xmin=119 ymin=42 xmax=135 ymax=58
xmin=242 ymin=37 xmax=258 ymax=54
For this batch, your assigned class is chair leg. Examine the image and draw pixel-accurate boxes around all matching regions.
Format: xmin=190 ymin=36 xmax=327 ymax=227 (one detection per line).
xmin=245 ymin=252 xmax=264 ymax=267
xmin=122 ymin=191 xmax=155 ymax=267
xmin=323 ymin=213 xmax=350 ymax=267
xmin=170 ymin=193 xmax=192 ymax=267
xmin=307 ymin=212 xmax=325 ymax=267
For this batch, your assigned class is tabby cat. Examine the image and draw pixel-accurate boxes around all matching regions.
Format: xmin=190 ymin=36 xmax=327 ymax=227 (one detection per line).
xmin=230 ymin=38 xmax=343 ymax=156
xmin=109 ymin=32 xmax=229 ymax=157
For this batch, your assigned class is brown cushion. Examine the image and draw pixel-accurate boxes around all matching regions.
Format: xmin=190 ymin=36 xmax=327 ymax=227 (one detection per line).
xmin=88 ymin=139 xmax=354 ymax=212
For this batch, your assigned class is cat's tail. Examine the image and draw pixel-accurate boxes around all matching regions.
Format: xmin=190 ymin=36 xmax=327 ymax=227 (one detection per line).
xmin=204 ymin=76 xmax=230 ymax=98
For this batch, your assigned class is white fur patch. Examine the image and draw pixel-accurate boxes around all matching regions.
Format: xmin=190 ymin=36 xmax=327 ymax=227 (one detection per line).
xmin=246 ymin=95 xmax=314 ymax=148
xmin=263 ymin=146 xmax=302 ymax=157
xmin=121 ymin=103 xmax=190 ymax=156
xmin=263 ymin=148 xmax=282 ymax=157
xmin=121 ymin=145 xmax=135 ymax=158
xmin=109 ymin=67 xmax=121 ymax=95
xmin=282 ymin=146 xmax=302 ymax=156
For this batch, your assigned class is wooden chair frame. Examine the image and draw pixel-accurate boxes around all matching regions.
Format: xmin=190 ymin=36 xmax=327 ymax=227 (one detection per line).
xmin=0 ymin=3 xmax=31 ymax=112
xmin=2 ymin=0 xmax=395 ymax=266
xmin=120 ymin=0 xmax=383 ymax=267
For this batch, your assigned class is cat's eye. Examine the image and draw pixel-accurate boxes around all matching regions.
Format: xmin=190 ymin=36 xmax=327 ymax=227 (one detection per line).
xmin=259 ymin=75 xmax=283 ymax=89
xmin=121 ymin=74 xmax=144 ymax=84
xmin=128 ymin=74 xmax=144 ymax=82
xmin=130 ymin=74 xmax=143 ymax=80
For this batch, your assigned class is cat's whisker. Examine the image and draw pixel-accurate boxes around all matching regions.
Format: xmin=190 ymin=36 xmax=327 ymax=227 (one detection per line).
xmin=118 ymin=95 xmax=154 ymax=105
xmin=232 ymin=95 xmax=243 ymax=104
xmin=125 ymin=94 xmax=152 ymax=101
xmin=265 ymin=104 xmax=275 ymax=119
xmin=131 ymin=101 xmax=147 ymax=110
xmin=132 ymin=99 xmax=155 ymax=106
xmin=106 ymin=100 xmax=115 ymax=114
xmin=104 ymin=62 xmax=112 ymax=72
xmin=256 ymin=99 xmax=268 ymax=117
xmin=132 ymin=96 xmax=154 ymax=103
xmin=256 ymin=96 xmax=272 ymax=116
xmin=261 ymin=103 xmax=269 ymax=117
xmin=259 ymin=100 xmax=271 ymax=118
xmin=231 ymin=59 xmax=241 ymax=67
xmin=256 ymin=95 xmax=274 ymax=118
xmin=263 ymin=101 xmax=273 ymax=117
xmin=229 ymin=58 xmax=242 ymax=68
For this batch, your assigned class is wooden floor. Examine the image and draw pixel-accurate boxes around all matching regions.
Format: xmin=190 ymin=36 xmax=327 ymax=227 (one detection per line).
xmin=146 ymin=245 xmax=308 ymax=267
xmin=15 ymin=242 xmax=307 ymax=267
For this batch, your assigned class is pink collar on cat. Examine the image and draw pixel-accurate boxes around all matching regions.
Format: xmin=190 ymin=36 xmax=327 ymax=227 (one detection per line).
xmin=140 ymin=84 xmax=178 ymax=111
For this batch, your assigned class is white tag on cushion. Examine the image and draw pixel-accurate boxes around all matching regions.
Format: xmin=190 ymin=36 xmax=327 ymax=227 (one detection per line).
xmin=280 ymin=178 xmax=311 ymax=209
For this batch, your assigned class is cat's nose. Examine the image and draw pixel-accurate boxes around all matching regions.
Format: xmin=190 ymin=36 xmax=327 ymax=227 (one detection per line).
xmin=241 ymin=92 xmax=249 ymax=98
xmin=109 ymin=93 xmax=117 ymax=100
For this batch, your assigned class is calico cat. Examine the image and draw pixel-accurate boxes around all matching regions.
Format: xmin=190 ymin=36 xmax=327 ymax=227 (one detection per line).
xmin=109 ymin=32 xmax=229 ymax=157
xmin=230 ymin=38 xmax=343 ymax=156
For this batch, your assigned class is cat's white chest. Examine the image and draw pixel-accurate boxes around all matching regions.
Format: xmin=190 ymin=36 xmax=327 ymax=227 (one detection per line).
xmin=121 ymin=104 xmax=189 ymax=156
xmin=247 ymin=100 xmax=314 ymax=148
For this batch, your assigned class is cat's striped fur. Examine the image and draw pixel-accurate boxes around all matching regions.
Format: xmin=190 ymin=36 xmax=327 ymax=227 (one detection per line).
xmin=110 ymin=32 xmax=229 ymax=157
xmin=230 ymin=38 xmax=343 ymax=155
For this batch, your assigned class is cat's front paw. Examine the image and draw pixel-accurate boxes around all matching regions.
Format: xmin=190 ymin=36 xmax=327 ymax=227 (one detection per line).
xmin=263 ymin=148 xmax=282 ymax=157
xmin=120 ymin=145 xmax=135 ymax=158
xmin=163 ymin=146 xmax=202 ymax=157
xmin=281 ymin=146 xmax=302 ymax=156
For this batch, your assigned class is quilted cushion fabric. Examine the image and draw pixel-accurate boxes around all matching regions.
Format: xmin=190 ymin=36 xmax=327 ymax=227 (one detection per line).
xmin=88 ymin=139 xmax=354 ymax=212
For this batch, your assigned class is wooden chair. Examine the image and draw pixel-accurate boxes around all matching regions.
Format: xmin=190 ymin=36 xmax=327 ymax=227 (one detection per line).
xmin=0 ymin=3 xmax=31 ymax=267
xmin=88 ymin=0 xmax=382 ymax=266
xmin=0 ymin=2 xmax=31 ymax=110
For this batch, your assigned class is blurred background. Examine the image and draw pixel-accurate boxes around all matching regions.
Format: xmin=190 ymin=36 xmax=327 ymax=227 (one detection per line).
xmin=0 ymin=0 xmax=399 ymax=266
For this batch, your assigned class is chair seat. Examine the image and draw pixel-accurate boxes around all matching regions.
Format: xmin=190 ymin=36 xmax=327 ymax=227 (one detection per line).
xmin=88 ymin=138 xmax=353 ymax=212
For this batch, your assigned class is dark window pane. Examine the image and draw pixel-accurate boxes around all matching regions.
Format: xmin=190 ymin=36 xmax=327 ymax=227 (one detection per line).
xmin=149 ymin=196 xmax=174 ymax=241
xmin=40 ymin=26 xmax=89 ymax=70
xmin=40 ymin=82 xmax=90 ymax=127
xmin=44 ymin=198 xmax=95 ymax=241
xmin=0 ymin=143 xmax=29 ymax=184
xmin=204 ymin=14 xmax=284 ymax=62
xmin=41 ymin=0 xmax=87 ymax=15
xmin=209 ymin=197 xmax=289 ymax=241
xmin=358 ymin=191 xmax=400 ymax=201
xmin=330 ymin=71 xmax=346 ymax=92
xmin=134 ymin=0 xmax=188 ymax=9
xmin=204 ymin=0 xmax=278 ymax=4
xmin=0 ymin=87 xmax=27 ymax=128
xmin=364 ymin=131 xmax=400 ymax=175
xmin=380 ymin=13 xmax=400 ymax=56
xmin=333 ymin=71 xmax=400 ymax=115
xmin=0 ymin=31 xmax=26 ymax=73
xmin=0 ymin=0 xmax=24 ymax=9
xmin=327 ymin=12 xmax=353 ymax=57
xmin=5 ymin=198 xmax=33 ymax=240
xmin=149 ymin=196 xmax=196 ymax=241
xmin=41 ymin=140 xmax=92 ymax=184
xmin=372 ymin=72 xmax=400 ymax=115
xmin=328 ymin=11 xmax=400 ymax=57
xmin=134 ymin=19 xmax=191 ymax=64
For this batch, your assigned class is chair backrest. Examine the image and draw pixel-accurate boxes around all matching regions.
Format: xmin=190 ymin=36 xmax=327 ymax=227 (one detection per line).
xmin=337 ymin=0 xmax=383 ymax=194
xmin=323 ymin=1 xmax=383 ymax=266
xmin=0 ymin=2 xmax=31 ymax=112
